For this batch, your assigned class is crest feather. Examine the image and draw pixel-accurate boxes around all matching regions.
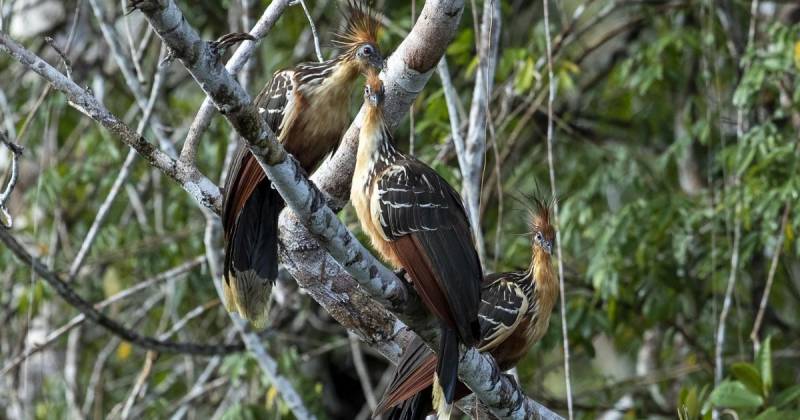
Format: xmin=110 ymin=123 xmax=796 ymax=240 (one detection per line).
xmin=523 ymin=192 xmax=554 ymax=233
xmin=334 ymin=0 xmax=380 ymax=48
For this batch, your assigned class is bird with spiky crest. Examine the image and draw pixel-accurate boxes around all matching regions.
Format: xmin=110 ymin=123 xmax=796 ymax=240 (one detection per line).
xmin=352 ymin=72 xmax=483 ymax=420
xmin=373 ymin=196 xmax=559 ymax=420
xmin=222 ymin=0 xmax=383 ymax=328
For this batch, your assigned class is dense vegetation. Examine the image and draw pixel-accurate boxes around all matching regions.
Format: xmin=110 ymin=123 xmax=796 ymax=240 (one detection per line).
xmin=1 ymin=0 xmax=798 ymax=419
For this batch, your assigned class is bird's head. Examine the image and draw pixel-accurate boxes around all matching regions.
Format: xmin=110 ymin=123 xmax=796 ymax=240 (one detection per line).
xmin=528 ymin=195 xmax=555 ymax=255
xmin=364 ymin=70 xmax=385 ymax=108
xmin=334 ymin=0 xmax=383 ymax=73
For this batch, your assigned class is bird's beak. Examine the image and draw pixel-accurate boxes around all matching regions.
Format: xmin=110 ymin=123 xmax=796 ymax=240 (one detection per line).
xmin=543 ymin=241 xmax=553 ymax=255
xmin=370 ymin=53 xmax=384 ymax=71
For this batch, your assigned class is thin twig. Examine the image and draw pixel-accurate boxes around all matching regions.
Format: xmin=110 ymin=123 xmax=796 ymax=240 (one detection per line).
xmin=750 ymin=204 xmax=789 ymax=353
xmin=715 ymin=201 xmax=741 ymax=388
xmin=0 ymin=32 xmax=223 ymax=212
xmin=0 ymin=228 xmax=242 ymax=355
xmin=298 ymin=0 xmax=323 ymax=62
xmin=461 ymin=0 xmax=500 ymax=265
xmin=543 ymin=0 xmax=573 ymax=418
xmin=87 ymin=0 xmax=176 ymax=156
xmin=0 ymin=131 xmax=22 ymax=228
xmin=349 ymin=332 xmax=378 ymax=411
xmin=67 ymin=43 xmax=168 ymax=278
xmin=120 ymin=351 xmax=159 ymax=420
xmin=0 ymin=256 xmax=205 ymax=377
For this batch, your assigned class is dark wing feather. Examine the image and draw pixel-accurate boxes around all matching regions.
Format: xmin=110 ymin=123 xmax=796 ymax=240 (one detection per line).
xmin=477 ymin=273 xmax=529 ymax=352
xmin=378 ymin=160 xmax=482 ymax=345
xmin=220 ymin=70 xmax=294 ymax=325
xmin=222 ymin=69 xmax=293 ymax=250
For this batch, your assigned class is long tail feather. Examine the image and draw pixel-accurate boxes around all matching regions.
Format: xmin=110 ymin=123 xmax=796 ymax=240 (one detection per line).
xmin=432 ymin=326 xmax=458 ymax=420
xmin=384 ymin=391 xmax=432 ymax=420
xmin=223 ymin=182 xmax=282 ymax=328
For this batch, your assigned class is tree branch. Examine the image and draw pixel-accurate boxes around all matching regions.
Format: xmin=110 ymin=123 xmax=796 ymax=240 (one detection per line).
xmin=180 ymin=0 xmax=291 ymax=166
xmin=462 ymin=0 xmax=501 ymax=265
xmin=0 ymin=228 xmax=243 ymax=356
xmin=0 ymin=32 xmax=223 ymax=213
xmin=0 ymin=130 xmax=22 ymax=228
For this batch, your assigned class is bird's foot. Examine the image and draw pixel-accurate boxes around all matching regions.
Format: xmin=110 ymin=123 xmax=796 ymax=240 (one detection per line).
xmin=212 ymin=33 xmax=256 ymax=57
xmin=126 ymin=0 xmax=164 ymax=14
xmin=501 ymin=372 xmax=519 ymax=388
xmin=393 ymin=268 xmax=408 ymax=282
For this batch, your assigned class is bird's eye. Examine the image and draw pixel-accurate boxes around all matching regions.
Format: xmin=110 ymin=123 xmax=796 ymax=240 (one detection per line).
xmin=361 ymin=45 xmax=374 ymax=56
xmin=535 ymin=232 xmax=543 ymax=242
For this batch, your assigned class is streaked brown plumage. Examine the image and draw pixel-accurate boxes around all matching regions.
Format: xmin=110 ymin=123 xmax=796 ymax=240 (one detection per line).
xmin=222 ymin=0 xmax=382 ymax=328
xmin=374 ymin=198 xmax=559 ymax=420
xmin=352 ymin=73 xmax=483 ymax=419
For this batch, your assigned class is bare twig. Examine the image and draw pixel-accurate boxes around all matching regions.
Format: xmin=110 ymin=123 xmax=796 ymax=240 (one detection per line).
xmin=68 ymin=43 xmax=168 ymax=279
xmin=543 ymin=0 xmax=573 ymax=418
xmin=0 ymin=256 xmax=205 ymax=377
xmin=750 ymin=204 xmax=789 ymax=353
xmin=462 ymin=0 xmax=500 ymax=265
xmin=0 ymin=131 xmax=22 ymax=228
xmin=87 ymin=0 xmax=177 ymax=157
xmin=0 ymin=32 xmax=223 ymax=212
xmin=298 ymin=0 xmax=323 ymax=62
xmin=715 ymin=202 xmax=741 ymax=388
xmin=169 ymin=353 xmax=223 ymax=420
xmin=349 ymin=332 xmax=378 ymax=411
xmin=119 ymin=351 xmax=158 ymax=420
xmin=0 ymin=228 xmax=241 ymax=355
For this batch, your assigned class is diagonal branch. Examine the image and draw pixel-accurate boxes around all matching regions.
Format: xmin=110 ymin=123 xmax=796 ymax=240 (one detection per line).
xmin=0 ymin=228 xmax=243 ymax=356
xmin=0 ymin=31 xmax=223 ymax=213
xmin=180 ymin=0 xmax=291 ymax=166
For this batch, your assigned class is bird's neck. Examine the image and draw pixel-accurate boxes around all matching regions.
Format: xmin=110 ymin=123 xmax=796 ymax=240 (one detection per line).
xmin=298 ymin=57 xmax=361 ymax=95
xmin=357 ymin=106 xmax=395 ymax=169
xmin=530 ymin=247 xmax=558 ymax=314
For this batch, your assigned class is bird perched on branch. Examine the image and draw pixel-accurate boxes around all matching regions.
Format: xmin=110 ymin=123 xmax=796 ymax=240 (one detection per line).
xmin=221 ymin=1 xmax=383 ymax=328
xmin=374 ymin=197 xmax=559 ymax=420
xmin=351 ymin=72 xmax=483 ymax=419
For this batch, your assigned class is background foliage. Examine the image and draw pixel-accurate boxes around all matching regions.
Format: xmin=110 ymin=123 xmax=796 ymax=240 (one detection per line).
xmin=1 ymin=0 xmax=799 ymax=419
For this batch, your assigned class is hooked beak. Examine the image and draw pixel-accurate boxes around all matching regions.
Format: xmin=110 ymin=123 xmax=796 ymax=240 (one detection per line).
xmin=369 ymin=52 xmax=384 ymax=71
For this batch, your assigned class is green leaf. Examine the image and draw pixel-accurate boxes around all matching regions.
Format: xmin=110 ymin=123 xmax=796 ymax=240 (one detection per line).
xmin=731 ymin=362 xmax=764 ymax=397
xmin=710 ymin=380 xmax=764 ymax=409
xmin=754 ymin=407 xmax=800 ymax=420
xmin=757 ymin=336 xmax=773 ymax=395
xmin=679 ymin=386 xmax=700 ymax=420
xmin=775 ymin=384 xmax=800 ymax=408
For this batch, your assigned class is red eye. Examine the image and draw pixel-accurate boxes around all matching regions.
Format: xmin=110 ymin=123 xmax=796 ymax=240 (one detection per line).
xmin=362 ymin=45 xmax=373 ymax=56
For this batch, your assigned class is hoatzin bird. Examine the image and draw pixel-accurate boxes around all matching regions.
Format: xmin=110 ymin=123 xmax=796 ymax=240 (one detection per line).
xmin=222 ymin=1 xmax=382 ymax=328
xmin=351 ymin=73 xmax=483 ymax=419
xmin=373 ymin=197 xmax=559 ymax=420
